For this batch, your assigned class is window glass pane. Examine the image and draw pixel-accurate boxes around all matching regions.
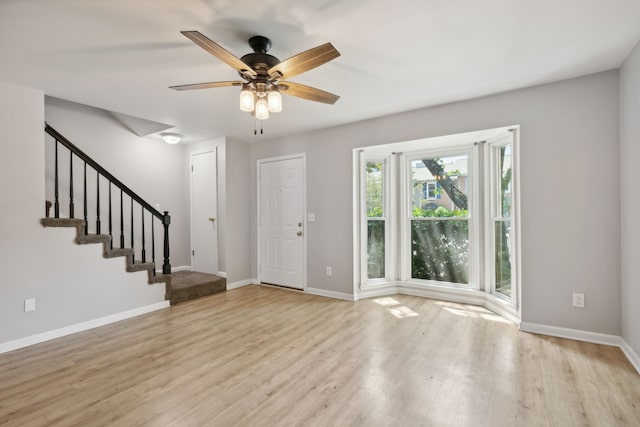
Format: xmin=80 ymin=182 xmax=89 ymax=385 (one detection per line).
xmin=498 ymin=145 xmax=512 ymax=218
xmin=411 ymin=155 xmax=469 ymax=218
xmin=367 ymin=220 xmax=385 ymax=279
xmin=495 ymin=220 xmax=512 ymax=297
xmin=366 ymin=161 xmax=384 ymax=217
xmin=411 ymin=219 xmax=469 ymax=284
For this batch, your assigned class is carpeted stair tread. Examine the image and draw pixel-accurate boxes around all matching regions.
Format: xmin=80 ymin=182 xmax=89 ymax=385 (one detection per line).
xmin=126 ymin=262 xmax=154 ymax=272
xmin=104 ymin=248 xmax=134 ymax=258
xmin=41 ymin=218 xmax=85 ymax=228
xmin=169 ymin=271 xmax=226 ymax=305
xmin=76 ymin=234 xmax=111 ymax=245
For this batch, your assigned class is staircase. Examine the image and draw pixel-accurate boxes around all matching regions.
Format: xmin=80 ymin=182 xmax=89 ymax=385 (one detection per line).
xmin=42 ymin=124 xmax=226 ymax=305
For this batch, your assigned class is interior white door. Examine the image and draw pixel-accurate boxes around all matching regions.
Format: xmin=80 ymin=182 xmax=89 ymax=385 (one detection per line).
xmin=259 ymin=157 xmax=305 ymax=289
xmin=191 ymin=150 xmax=218 ymax=274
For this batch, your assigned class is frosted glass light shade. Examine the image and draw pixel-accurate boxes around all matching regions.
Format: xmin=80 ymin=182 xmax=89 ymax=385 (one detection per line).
xmin=160 ymin=133 xmax=182 ymax=144
xmin=268 ymin=89 xmax=282 ymax=113
xmin=239 ymin=85 xmax=255 ymax=112
xmin=255 ymin=98 xmax=269 ymax=120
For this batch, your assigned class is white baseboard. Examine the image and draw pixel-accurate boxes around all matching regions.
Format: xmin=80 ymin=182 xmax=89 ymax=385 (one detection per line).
xmin=156 ymin=265 xmax=192 ymax=274
xmin=217 ymin=271 xmax=227 ymax=278
xmin=620 ymin=339 xmax=640 ymax=375
xmin=0 ymin=301 xmax=169 ymax=355
xmin=306 ymin=287 xmax=356 ymax=301
xmin=519 ymin=322 xmax=621 ymax=347
xmin=227 ymin=278 xmax=256 ymax=290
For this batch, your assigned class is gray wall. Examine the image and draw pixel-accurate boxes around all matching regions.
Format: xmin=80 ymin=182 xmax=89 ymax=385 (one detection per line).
xmin=251 ymin=71 xmax=621 ymax=335
xmin=225 ymin=138 xmax=253 ymax=284
xmin=45 ymin=97 xmax=191 ymax=267
xmin=620 ymin=41 xmax=640 ymax=354
xmin=0 ymin=83 xmax=165 ymax=344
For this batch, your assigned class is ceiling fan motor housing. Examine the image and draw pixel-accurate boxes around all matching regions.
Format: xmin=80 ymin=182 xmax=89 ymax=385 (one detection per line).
xmin=239 ymin=35 xmax=281 ymax=82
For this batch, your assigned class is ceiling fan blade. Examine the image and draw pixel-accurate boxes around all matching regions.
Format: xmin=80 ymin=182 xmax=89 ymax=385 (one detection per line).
xmin=278 ymin=81 xmax=340 ymax=104
xmin=169 ymin=81 xmax=243 ymax=91
xmin=268 ymin=43 xmax=340 ymax=80
xmin=181 ymin=31 xmax=257 ymax=77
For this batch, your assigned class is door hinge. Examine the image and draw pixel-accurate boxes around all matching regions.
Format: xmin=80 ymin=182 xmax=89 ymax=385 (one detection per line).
xmin=191 ymin=165 xmax=194 ymax=172
xmin=192 ymin=250 xmax=195 ymax=256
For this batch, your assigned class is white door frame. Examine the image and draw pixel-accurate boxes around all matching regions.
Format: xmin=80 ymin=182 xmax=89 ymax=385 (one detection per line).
xmin=257 ymin=153 xmax=307 ymax=290
xmin=190 ymin=148 xmax=219 ymax=274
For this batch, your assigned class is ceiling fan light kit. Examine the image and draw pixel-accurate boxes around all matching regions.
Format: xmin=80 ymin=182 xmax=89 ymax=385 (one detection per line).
xmin=170 ymin=31 xmax=340 ymax=133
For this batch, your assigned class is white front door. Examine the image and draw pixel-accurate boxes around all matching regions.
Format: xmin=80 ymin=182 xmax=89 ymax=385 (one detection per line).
xmin=191 ymin=150 xmax=218 ymax=274
xmin=259 ymin=156 xmax=305 ymax=289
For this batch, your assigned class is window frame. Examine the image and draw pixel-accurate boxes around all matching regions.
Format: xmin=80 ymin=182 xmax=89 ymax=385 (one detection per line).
xmin=359 ymin=153 xmax=393 ymax=286
xmin=402 ymin=145 xmax=479 ymax=290
xmin=484 ymin=131 xmax=519 ymax=309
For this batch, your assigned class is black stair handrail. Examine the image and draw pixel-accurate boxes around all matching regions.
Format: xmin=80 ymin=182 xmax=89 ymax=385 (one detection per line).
xmin=45 ymin=123 xmax=171 ymax=275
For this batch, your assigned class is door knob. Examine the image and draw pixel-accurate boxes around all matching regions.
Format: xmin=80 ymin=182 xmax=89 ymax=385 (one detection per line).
xmin=297 ymin=231 xmax=303 ymax=236
xmin=208 ymin=217 xmax=215 ymax=222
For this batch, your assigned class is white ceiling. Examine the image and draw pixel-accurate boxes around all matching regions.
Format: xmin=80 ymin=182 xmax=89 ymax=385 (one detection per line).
xmin=1 ymin=0 xmax=639 ymax=143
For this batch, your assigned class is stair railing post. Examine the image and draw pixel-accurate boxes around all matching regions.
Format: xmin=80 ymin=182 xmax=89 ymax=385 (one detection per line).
xmin=162 ymin=211 xmax=171 ymax=275
xmin=119 ymin=189 xmax=124 ymax=248
xmin=108 ymin=182 xmax=113 ymax=250
xmin=141 ymin=206 xmax=146 ymax=263
xmin=69 ymin=151 xmax=74 ymax=218
xmin=96 ymin=172 xmax=101 ymax=234
xmin=54 ymin=140 xmax=60 ymax=218
xmin=83 ymin=162 xmax=88 ymax=235
xmin=151 ymin=218 xmax=156 ymax=277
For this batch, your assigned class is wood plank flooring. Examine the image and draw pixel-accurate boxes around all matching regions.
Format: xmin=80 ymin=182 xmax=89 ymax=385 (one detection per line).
xmin=0 ymin=285 xmax=639 ymax=426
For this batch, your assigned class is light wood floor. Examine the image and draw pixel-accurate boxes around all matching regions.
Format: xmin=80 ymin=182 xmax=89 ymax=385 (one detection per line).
xmin=1 ymin=286 xmax=639 ymax=426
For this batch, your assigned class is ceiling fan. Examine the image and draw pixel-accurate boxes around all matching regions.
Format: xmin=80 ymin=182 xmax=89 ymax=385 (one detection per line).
xmin=170 ymin=31 xmax=341 ymax=124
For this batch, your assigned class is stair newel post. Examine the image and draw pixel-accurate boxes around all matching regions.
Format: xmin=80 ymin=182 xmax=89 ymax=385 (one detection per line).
xmin=141 ymin=206 xmax=146 ymax=263
xmin=119 ymin=189 xmax=124 ymax=249
xmin=54 ymin=140 xmax=60 ymax=218
xmin=96 ymin=172 xmax=101 ymax=234
xmin=108 ymin=182 xmax=113 ymax=250
xmin=69 ymin=151 xmax=74 ymax=218
xmin=162 ymin=211 xmax=171 ymax=275
xmin=83 ymin=162 xmax=88 ymax=235
xmin=130 ymin=199 xmax=135 ymax=264
xmin=151 ymin=218 xmax=156 ymax=276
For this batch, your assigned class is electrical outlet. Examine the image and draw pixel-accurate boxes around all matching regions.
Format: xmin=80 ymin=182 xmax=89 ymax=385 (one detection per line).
xmin=326 ymin=266 xmax=332 ymax=276
xmin=24 ymin=298 xmax=36 ymax=312
xmin=572 ymin=293 xmax=585 ymax=308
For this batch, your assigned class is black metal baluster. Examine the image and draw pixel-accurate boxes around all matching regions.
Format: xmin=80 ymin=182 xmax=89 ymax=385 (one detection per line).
xmin=54 ymin=140 xmax=60 ymax=218
xmin=119 ymin=189 xmax=124 ymax=248
xmin=151 ymin=218 xmax=156 ymax=276
xmin=162 ymin=211 xmax=171 ymax=274
xmin=69 ymin=151 xmax=74 ymax=218
xmin=131 ymin=199 xmax=135 ymax=263
xmin=96 ymin=172 xmax=101 ymax=234
xmin=83 ymin=162 xmax=88 ymax=235
xmin=141 ymin=207 xmax=146 ymax=263
xmin=108 ymin=182 xmax=113 ymax=249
